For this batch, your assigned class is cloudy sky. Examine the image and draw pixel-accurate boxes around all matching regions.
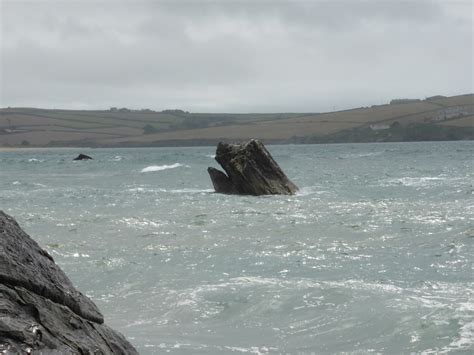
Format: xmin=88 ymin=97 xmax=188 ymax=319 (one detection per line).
xmin=1 ymin=0 xmax=472 ymax=112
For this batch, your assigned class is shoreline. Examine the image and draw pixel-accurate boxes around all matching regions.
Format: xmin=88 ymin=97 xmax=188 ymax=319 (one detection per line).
xmin=1 ymin=138 xmax=473 ymax=151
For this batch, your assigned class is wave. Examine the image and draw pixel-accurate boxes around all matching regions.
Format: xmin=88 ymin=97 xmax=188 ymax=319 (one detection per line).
xmin=126 ymin=186 xmax=213 ymax=194
xmin=117 ymin=217 xmax=164 ymax=229
xmin=296 ymin=186 xmax=328 ymax=197
xmin=110 ymin=155 xmax=123 ymax=162
xmin=170 ymin=188 xmax=214 ymax=194
xmin=140 ymin=163 xmax=187 ymax=173
xmin=382 ymin=176 xmax=446 ymax=187
xmin=50 ymin=250 xmax=90 ymax=258
xmin=128 ymin=187 xmax=146 ymax=192
xmin=338 ymin=151 xmax=384 ymax=159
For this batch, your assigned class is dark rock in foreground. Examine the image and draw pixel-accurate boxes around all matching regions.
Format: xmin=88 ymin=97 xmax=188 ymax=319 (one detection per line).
xmin=73 ymin=153 xmax=93 ymax=161
xmin=208 ymin=139 xmax=298 ymax=195
xmin=0 ymin=211 xmax=137 ymax=354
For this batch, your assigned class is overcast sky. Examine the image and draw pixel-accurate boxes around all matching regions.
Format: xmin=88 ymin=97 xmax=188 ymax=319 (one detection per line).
xmin=1 ymin=0 xmax=472 ymax=113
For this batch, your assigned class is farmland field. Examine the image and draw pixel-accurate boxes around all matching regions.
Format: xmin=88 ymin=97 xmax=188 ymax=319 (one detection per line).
xmin=1 ymin=94 xmax=472 ymax=147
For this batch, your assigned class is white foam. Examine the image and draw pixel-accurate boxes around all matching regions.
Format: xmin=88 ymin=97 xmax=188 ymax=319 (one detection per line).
xmin=170 ymin=188 xmax=214 ymax=194
xmin=340 ymin=151 xmax=383 ymax=159
xmin=140 ymin=163 xmax=187 ymax=173
xmin=223 ymin=346 xmax=268 ymax=354
xmin=448 ymin=320 xmax=474 ymax=351
xmin=118 ymin=217 xmax=163 ymax=229
xmin=51 ymin=250 xmax=90 ymax=258
xmin=296 ymin=186 xmax=327 ymax=196
xmin=382 ymin=176 xmax=452 ymax=187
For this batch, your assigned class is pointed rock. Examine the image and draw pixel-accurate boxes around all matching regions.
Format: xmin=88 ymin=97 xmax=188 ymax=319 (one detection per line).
xmin=208 ymin=140 xmax=298 ymax=195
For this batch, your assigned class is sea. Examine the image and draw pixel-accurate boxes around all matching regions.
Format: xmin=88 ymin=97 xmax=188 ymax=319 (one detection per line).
xmin=0 ymin=142 xmax=473 ymax=354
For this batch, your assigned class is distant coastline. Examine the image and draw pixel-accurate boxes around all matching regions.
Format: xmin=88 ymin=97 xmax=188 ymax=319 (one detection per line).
xmin=1 ymin=93 xmax=473 ymax=148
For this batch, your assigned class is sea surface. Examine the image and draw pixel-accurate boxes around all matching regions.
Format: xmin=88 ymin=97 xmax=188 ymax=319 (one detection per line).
xmin=0 ymin=142 xmax=473 ymax=354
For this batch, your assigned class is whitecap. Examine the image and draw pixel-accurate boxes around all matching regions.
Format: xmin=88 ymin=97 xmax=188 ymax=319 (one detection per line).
xmin=296 ymin=186 xmax=316 ymax=196
xmin=117 ymin=217 xmax=164 ymax=229
xmin=382 ymin=176 xmax=450 ymax=187
xmin=223 ymin=346 xmax=268 ymax=354
xmin=447 ymin=321 xmax=474 ymax=351
xmin=50 ymin=250 xmax=90 ymax=258
xmin=339 ymin=151 xmax=383 ymax=159
xmin=296 ymin=186 xmax=327 ymax=196
xmin=170 ymin=188 xmax=214 ymax=194
xmin=140 ymin=163 xmax=188 ymax=173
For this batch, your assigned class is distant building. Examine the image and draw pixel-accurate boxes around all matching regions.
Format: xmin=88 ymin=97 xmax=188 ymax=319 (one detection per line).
xmin=161 ymin=109 xmax=189 ymax=114
xmin=390 ymin=98 xmax=421 ymax=105
xmin=425 ymin=95 xmax=447 ymax=101
xmin=109 ymin=107 xmax=118 ymax=112
xmin=434 ymin=105 xmax=472 ymax=121
xmin=5 ymin=128 xmax=22 ymax=133
xmin=369 ymin=123 xmax=390 ymax=131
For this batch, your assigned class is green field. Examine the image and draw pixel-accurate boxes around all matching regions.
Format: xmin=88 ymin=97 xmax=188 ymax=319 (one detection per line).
xmin=1 ymin=94 xmax=472 ymax=147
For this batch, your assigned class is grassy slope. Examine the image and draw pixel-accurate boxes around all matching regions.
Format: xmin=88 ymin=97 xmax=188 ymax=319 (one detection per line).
xmin=0 ymin=94 xmax=472 ymax=147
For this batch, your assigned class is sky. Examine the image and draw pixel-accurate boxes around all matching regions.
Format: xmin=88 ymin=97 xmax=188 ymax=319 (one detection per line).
xmin=0 ymin=0 xmax=472 ymax=113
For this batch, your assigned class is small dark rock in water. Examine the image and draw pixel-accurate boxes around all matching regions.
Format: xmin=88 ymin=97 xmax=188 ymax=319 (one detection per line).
xmin=73 ymin=153 xmax=93 ymax=160
xmin=208 ymin=139 xmax=298 ymax=195
xmin=0 ymin=211 xmax=138 ymax=354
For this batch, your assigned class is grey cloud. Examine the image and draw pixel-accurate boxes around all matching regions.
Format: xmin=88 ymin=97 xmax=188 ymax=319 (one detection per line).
xmin=147 ymin=0 xmax=447 ymax=33
xmin=1 ymin=0 xmax=472 ymax=112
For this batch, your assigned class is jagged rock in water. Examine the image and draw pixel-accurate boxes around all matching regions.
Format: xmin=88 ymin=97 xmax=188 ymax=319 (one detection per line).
xmin=73 ymin=153 xmax=93 ymax=161
xmin=207 ymin=139 xmax=298 ymax=195
xmin=207 ymin=167 xmax=238 ymax=194
xmin=0 ymin=211 xmax=138 ymax=354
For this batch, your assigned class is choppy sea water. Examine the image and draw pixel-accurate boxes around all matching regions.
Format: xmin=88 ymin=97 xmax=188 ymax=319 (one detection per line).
xmin=0 ymin=142 xmax=473 ymax=354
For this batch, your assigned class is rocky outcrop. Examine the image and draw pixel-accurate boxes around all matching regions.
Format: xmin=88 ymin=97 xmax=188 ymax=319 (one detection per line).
xmin=73 ymin=154 xmax=93 ymax=161
xmin=207 ymin=167 xmax=238 ymax=194
xmin=207 ymin=139 xmax=298 ymax=195
xmin=0 ymin=211 xmax=138 ymax=354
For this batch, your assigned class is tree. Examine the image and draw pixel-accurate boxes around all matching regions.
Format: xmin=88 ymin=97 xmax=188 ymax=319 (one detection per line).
xmin=143 ymin=124 xmax=158 ymax=134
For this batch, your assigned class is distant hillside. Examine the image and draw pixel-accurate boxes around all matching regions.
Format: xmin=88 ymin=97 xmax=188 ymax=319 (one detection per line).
xmin=1 ymin=94 xmax=472 ymax=147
